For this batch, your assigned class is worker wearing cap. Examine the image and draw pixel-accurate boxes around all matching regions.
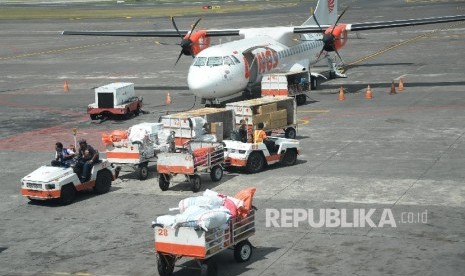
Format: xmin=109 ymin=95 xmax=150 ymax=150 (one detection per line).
xmin=253 ymin=123 xmax=267 ymax=144
xmin=76 ymin=139 xmax=99 ymax=182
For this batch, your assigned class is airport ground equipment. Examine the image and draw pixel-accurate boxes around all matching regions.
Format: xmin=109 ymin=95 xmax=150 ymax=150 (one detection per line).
xmin=21 ymin=159 xmax=117 ymax=205
xmin=159 ymin=108 xmax=234 ymax=148
xmin=225 ymin=96 xmax=298 ymax=141
xmin=157 ymin=141 xmax=224 ymax=192
xmin=87 ymin=82 xmax=143 ymax=120
xmin=223 ymin=136 xmax=300 ymax=173
xmin=153 ymin=209 xmax=255 ymax=276
xmin=261 ymin=71 xmax=313 ymax=105
xmin=103 ymin=123 xmax=163 ymax=180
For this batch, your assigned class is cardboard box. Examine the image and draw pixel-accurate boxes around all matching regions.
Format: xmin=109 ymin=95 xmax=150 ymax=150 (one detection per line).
xmin=252 ymin=114 xmax=271 ymax=125
xmin=257 ymin=103 xmax=277 ymax=114
xmin=269 ymin=109 xmax=287 ymax=121
xmin=210 ymin=122 xmax=223 ymax=134
xmin=269 ymin=119 xmax=288 ymax=129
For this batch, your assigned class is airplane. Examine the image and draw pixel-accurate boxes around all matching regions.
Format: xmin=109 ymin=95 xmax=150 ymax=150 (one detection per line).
xmin=62 ymin=0 xmax=465 ymax=106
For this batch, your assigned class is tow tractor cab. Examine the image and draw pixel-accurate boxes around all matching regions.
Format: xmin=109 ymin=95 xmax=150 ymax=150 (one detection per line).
xmin=223 ymin=137 xmax=300 ymax=173
xmin=21 ymin=160 xmax=116 ymax=205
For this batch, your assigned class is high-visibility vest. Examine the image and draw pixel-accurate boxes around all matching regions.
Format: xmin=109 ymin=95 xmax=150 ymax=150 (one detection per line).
xmin=254 ymin=129 xmax=266 ymax=143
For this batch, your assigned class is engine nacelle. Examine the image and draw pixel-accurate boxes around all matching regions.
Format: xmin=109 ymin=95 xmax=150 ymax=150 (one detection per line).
xmin=324 ymin=24 xmax=348 ymax=51
xmin=183 ymin=30 xmax=211 ymax=56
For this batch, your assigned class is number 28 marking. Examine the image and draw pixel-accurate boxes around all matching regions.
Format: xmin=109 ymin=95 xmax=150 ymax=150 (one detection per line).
xmin=157 ymin=228 xmax=168 ymax=236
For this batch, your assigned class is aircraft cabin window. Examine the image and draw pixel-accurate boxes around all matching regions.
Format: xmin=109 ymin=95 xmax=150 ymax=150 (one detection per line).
xmin=194 ymin=57 xmax=207 ymax=66
xmin=223 ymin=56 xmax=234 ymax=65
xmin=231 ymin=55 xmax=240 ymax=64
xmin=207 ymin=56 xmax=223 ymax=66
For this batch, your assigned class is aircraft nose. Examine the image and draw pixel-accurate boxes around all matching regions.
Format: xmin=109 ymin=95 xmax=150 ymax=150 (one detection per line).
xmin=188 ymin=66 xmax=244 ymax=99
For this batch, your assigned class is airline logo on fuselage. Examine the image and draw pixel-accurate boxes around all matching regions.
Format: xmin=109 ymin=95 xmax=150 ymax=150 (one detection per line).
xmin=255 ymin=49 xmax=279 ymax=74
xmin=328 ymin=0 xmax=335 ymax=13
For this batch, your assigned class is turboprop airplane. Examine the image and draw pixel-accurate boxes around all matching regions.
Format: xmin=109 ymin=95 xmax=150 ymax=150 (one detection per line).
xmin=62 ymin=0 xmax=465 ymax=106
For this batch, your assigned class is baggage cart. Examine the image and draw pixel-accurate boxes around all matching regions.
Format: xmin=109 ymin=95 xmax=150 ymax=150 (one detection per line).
xmin=157 ymin=141 xmax=224 ymax=192
xmin=153 ymin=210 xmax=256 ymax=276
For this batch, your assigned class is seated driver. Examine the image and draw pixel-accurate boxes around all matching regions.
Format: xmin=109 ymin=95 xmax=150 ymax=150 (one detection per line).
xmin=76 ymin=139 xmax=99 ymax=182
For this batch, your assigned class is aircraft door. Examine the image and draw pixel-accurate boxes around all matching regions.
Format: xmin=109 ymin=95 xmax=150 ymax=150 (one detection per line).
xmin=243 ymin=52 xmax=259 ymax=84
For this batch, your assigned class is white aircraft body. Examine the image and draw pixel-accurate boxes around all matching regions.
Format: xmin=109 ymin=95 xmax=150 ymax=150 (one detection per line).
xmin=63 ymin=0 xmax=465 ymax=105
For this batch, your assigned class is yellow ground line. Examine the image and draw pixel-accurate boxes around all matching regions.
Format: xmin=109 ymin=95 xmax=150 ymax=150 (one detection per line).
xmin=298 ymin=119 xmax=310 ymax=125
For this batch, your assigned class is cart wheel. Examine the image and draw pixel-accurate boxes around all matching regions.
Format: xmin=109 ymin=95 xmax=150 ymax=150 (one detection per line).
xmin=234 ymin=240 xmax=253 ymax=263
xmin=59 ymin=184 xmax=76 ymax=205
xmin=138 ymin=163 xmax=149 ymax=180
xmin=157 ymin=253 xmax=175 ymax=276
xmin=90 ymin=114 xmax=97 ymax=120
xmin=209 ymin=165 xmax=223 ymax=182
xmin=159 ymin=174 xmax=170 ymax=191
xmin=285 ymin=127 xmax=296 ymax=139
xmin=200 ymin=259 xmax=218 ymax=276
xmin=296 ymin=94 xmax=307 ymax=105
xmin=191 ymin=175 xmax=202 ymax=193
xmin=246 ymin=152 xmax=265 ymax=174
xmin=281 ymin=149 xmax=297 ymax=166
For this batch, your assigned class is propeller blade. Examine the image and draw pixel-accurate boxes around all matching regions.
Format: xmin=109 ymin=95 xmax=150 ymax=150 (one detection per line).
xmin=312 ymin=11 xmax=324 ymax=33
xmin=188 ymin=18 xmax=202 ymax=39
xmin=334 ymin=49 xmax=345 ymax=65
xmin=174 ymin=51 xmax=183 ymax=66
xmin=331 ymin=6 xmax=350 ymax=35
xmin=171 ymin=16 xmax=183 ymax=38
xmin=316 ymin=48 xmax=325 ymax=60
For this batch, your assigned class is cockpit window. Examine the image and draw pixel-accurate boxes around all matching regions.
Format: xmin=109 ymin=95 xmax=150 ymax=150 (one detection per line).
xmin=231 ymin=55 xmax=241 ymax=64
xmin=193 ymin=57 xmax=207 ymax=66
xmin=207 ymin=56 xmax=223 ymax=66
xmin=223 ymin=56 xmax=234 ymax=65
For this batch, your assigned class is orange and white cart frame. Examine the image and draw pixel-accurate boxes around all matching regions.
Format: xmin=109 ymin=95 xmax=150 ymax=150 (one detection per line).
xmin=153 ymin=210 xmax=256 ymax=276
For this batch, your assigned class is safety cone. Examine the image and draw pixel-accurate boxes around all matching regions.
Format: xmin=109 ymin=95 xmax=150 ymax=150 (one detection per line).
xmin=63 ymin=80 xmax=69 ymax=92
xmin=390 ymin=81 xmax=396 ymax=95
xmin=338 ymin=86 xmax=345 ymax=101
xmin=365 ymin=85 xmax=373 ymax=100
xmin=166 ymin=92 xmax=171 ymax=105
xmin=398 ymin=78 xmax=404 ymax=92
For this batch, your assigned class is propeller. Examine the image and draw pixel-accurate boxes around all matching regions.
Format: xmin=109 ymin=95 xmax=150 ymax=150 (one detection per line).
xmin=171 ymin=17 xmax=202 ymax=65
xmin=312 ymin=6 xmax=349 ymax=62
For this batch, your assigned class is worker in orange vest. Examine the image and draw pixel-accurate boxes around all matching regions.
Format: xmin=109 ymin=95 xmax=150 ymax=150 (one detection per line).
xmin=253 ymin=123 xmax=267 ymax=143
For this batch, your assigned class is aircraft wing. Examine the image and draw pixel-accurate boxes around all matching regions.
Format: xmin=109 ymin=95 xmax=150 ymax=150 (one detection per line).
xmin=62 ymin=29 xmax=240 ymax=37
xmin=293 ymin=14 xmax=465 ymax=34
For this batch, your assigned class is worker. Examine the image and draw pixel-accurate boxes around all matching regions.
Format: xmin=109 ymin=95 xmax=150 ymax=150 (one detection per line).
xmin=167 ymin=131 xmax=176 ymax=153
xmin=76 ymin=139 xmax=99 ymax=182
xmin=238 ymin=119 xmax=248 ymax=143
xmin=253 ymin=123 xmax=267 ymax=144
xmin=51 ymin=142 xmax=75 ymax=167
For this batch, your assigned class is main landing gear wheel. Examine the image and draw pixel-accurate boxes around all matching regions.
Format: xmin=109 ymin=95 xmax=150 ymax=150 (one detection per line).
xmin=137 ymin=162 xmax=149 ymax=180
xmin=246 ymin=152 xmax=265 ymax=174
xmin=296 ymin=94 xmax=307 ymax=105
xmin=159 ymin=174 xmax=170 ymax=191
xmin=200 ymin=259 xmax=218 ymax=276
xmin=234 ymin=240 xmax=253 ymax=263
xmin=157 ymin=253 xmax=175 ymax=276
xmin=191 ymin=175 xmax=202 ymax=193
xmin=285 ymin=127 xmax=297 ymax=139
xmin=209 ymin=165 xmax=223 ymax=182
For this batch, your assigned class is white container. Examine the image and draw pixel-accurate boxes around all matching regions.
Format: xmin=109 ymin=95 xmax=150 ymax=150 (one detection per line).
xmin=95 ymin=82 xmax=135 ymax=107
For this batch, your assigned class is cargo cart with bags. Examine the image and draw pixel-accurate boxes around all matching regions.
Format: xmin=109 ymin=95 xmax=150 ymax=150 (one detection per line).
xmin=152 ymin=209 xmax=256 ymax=276
xmin=157 ymin=141 xmax=224 ymax=192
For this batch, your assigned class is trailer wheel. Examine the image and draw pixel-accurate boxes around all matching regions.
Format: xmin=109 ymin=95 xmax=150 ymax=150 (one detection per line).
xmin=59 ymin=184 xmax=76 ymax=205
xmin=157 ymin=253 xmax=175 ymax=276
xmin=191 ymin=175 xmax=202 ymax=193
xmin=210 ymin=165 xmax=223 ymax=182
xmin=234 ymin=240 xmax=253 ymax=263
xmin=137 ymin=163 xmax=149 ymax=180
xmin=159 ymin=174 xmax=170 ymax=191
xmin=200 ymin=259 xmax=218 ymax=276
xmin=246 ymin=152 xmax=265 ymax=174
xmin=281 ymin=149 xmax=297 ymax=166
xmin=94 ymin=169 xmax=112 ymax=194
xmin=90 ymin=114 xmax=97 ymax=120
xmin=285 ymin=127 xmax=297 ymax=139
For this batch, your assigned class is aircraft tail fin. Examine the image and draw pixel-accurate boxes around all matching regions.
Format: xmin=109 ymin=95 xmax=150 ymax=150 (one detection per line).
xmin=302 ymin=0 xmax=338 ymax=26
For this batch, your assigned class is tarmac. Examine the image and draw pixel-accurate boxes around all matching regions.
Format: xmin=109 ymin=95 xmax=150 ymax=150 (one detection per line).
xmin=1 ymin=0 xmax=465 ymax=275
